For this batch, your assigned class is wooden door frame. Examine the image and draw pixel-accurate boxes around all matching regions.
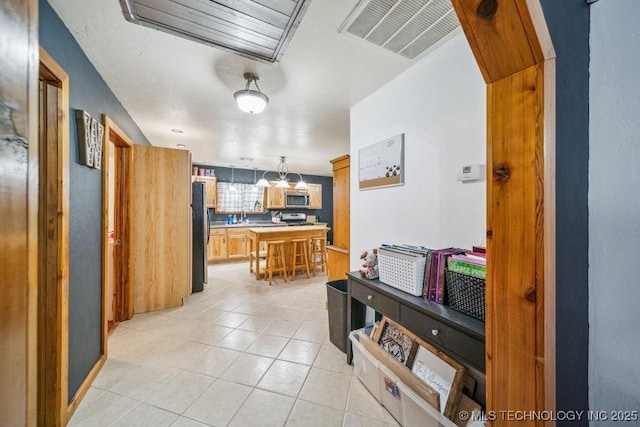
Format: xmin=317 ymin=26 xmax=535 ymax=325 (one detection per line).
xmin=451 ymin=0 xmax=556 ymax=420
xmin=101 ymin=115 xmax=135 ymax=337
xmin=38 ymin=47 xmax=70 ymax=426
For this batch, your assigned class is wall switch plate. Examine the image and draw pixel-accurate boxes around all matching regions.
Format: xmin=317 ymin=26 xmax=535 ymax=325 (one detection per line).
xmin=457 ymin=164 xmax=483 ymax=182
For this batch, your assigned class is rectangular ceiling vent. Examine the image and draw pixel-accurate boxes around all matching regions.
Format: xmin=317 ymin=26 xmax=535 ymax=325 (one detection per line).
xmin=119 ymin=0 xmax=311 ymax=63
xmin=339 ymin=0 xmax=461 ymax=60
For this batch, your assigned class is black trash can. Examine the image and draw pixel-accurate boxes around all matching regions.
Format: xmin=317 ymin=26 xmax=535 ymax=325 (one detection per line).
xmin=326 ymin=279 xmax=348 ymax=353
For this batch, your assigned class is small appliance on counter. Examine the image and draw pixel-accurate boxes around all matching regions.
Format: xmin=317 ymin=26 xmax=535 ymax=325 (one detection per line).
xmin=281 ymin=212 xmax=316 ymax=226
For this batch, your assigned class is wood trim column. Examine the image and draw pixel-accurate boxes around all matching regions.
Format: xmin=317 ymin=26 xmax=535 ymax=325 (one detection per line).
xmin=38 ymin=47 xmax=70 ymax=427
xmin=450 ymin=0 xmax=556 ymax=423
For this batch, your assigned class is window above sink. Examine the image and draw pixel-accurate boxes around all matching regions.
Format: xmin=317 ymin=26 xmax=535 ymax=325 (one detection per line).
xmin=216 ymin=182 xmax=265 ymax=214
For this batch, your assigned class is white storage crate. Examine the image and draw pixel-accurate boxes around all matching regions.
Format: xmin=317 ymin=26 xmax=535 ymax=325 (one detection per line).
xmin=378 ymin=362 xmax=457 ymax=427
xmin=378 ymin=247 xmax=427 ymax=296
xmin=349 ymin=330 xmax=381 ymax=401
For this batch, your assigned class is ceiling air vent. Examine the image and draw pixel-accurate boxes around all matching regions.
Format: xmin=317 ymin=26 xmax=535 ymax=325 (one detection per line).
xmin=339 ymin=0 xmax=461 ymax=60
xmin=119 ymin=0 xmax=311 ymax=63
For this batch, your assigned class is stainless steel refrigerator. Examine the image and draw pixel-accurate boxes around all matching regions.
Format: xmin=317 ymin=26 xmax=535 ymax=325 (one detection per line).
xmin=192 ymin=181 xmax=209 ymax=292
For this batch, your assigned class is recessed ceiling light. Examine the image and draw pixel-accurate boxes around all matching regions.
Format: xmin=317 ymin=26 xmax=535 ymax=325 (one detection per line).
xmin=176 ymin=143 xmax=186 ymax=148
xmin=171 ymin=128 xmax=183 ymax=133
xmin=239 ymin=157 xmax=254 ymax=162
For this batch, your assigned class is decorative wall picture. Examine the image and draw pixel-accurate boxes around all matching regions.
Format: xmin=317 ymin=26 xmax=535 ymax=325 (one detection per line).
xmin=93 ymin=118 xmax=104 ymax=169
xmin=410 ymin=338 xmax=467 ymax=419
xmin=372 ymin=317 xmax=417 ymax=366
xmin=75 ymin=110 xmax=94 ymax=167
xmin=75 ymin=109 xmax=104 ymax=169
xmin=358 ymin=133 xmax=404 ymax=190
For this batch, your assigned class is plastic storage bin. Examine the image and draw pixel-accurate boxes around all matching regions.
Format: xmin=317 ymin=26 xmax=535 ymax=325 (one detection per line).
xmin=349 ymin=330 xmax=381 ymax=401
xmin=378 ymin=247 xmax=427 ymax=296
xmin=378 ymin=359 xmax=457 ymax=427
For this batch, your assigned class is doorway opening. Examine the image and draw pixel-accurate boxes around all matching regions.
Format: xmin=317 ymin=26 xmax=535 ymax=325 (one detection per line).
xmin=38 ymin=47 xmax=70 ymax=426
xmin=102 ymin=115 xmax=134 ymax=337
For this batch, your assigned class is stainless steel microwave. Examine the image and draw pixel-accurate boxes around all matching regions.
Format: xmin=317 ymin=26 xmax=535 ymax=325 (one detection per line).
xmin=285 ymin=192 xmax=310 ymax=208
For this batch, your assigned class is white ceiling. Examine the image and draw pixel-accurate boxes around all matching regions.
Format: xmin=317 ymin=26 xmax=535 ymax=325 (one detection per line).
xmin=48 ymin=0 xmax=418 ymax=176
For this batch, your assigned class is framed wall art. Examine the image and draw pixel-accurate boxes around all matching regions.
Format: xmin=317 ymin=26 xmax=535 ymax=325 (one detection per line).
xmin=75 ymin=109 xmax=104 ymax=169
xmin=75 ymin=110 xmax=94 ymax=167
xmin=358 ymin=133 xmax=404 ymax=190
xmin=372 ymin=317 xmax=417 ymax=366
xmin=93 ymin=118 xmax=104 ymax=169
xmin=372 ymin=316 xmax=467 ymax=419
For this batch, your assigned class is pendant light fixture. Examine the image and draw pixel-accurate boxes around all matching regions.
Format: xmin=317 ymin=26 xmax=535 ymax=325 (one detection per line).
xmin=230 ymin=165 xmax=237 ymax=191
xmin=234 ymin=73 xmax=269 ymax=114
xmin=255 ymin=156 xmax=308 ymax=190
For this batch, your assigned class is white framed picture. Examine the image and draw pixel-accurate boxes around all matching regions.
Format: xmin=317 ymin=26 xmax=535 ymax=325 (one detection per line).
xmin=411 ymin=342 xmax=466 ymax=418
xmin=358 ymin=133 xmax=404 ymax=190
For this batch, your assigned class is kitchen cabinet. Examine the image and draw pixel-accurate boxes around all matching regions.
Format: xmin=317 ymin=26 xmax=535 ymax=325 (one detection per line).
xmin=208 ymin=229 xmax=227 ymax=262
xmin=308 ymin=183 xmax=322 ymax=209
xmin=193 ymin=176 xmax=217 ymax=208
xmin=328 ymin=155 xmax=350 ymax=280
xmin=227 ymin=229 xmax=249 ymax=259
xmin=266 ymin=183 xmax=286 ymax=209
xmin=208 ymin=227 xmax=255 ymax=262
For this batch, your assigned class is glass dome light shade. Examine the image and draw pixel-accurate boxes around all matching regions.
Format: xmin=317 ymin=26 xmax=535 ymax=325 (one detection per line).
xmin=234 ymin=90 xmax=269 ymax=114
xmin=294 ymin=180 xmax=308 ymax=190
xmin=256 ymin=177 xmax=270 ymax=187
xmin=276 ymin=179 xmax=289 ymax=188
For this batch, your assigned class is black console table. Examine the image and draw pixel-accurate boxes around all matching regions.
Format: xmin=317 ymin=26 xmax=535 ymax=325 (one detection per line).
xmin=346 ymin=272 xmax=486 ymax=372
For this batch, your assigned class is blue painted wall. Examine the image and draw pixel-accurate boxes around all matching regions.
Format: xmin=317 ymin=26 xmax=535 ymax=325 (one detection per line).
xmin=198 ymin=165 xmax=334 ymax=243
xmin=540 ymin=0 xmax=590 ymax=420
xmin=39 ymin=0 xmax=150 ymax=401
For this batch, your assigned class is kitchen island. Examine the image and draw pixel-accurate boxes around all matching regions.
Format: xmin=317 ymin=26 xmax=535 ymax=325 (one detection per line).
xmin=249 ymin=225 xmax=329 ymax=280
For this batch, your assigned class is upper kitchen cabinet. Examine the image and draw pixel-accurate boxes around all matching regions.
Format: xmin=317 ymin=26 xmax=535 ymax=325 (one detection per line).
xmin=266 ymin=183 xmax=286 ymax=209
xmin=308 ymin=183 xmax=322 ymax=209
xmin=193 ymin=176 xmax=217 ymax=208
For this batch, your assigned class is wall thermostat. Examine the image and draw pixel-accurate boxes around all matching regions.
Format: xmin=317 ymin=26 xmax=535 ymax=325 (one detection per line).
xmin=457 ymin=164 xmax=483 ymax=182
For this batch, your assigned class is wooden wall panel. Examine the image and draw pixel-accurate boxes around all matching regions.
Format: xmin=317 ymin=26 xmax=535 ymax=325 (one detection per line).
xmin=452 ymin=0 xmax=540 ymax=82
xmin=132 ymin=145 xmax=191 ymax=313
xmin=327 ymin=247 xmax=349 ymax=281
xmin=450 ymin=0 xmax=555 ymax=422
xmin=0 ymin=0 xmax=39 ymax=424
xmin=486 ymin=63 xmax=541 ymax=413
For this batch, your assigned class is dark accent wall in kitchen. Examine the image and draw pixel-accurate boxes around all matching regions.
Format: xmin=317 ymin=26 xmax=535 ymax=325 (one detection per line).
xmin=40 ymin=0 xmax=151 ymax=401
xmin=199 ymin=165 xmax=334 ymax=243
xmin=540 ymin=0 xmax=590 ymax=421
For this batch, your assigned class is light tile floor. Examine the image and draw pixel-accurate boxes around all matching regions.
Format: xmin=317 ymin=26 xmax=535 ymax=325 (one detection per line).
xmin=69 ymin=262 xmax=398 ymax=427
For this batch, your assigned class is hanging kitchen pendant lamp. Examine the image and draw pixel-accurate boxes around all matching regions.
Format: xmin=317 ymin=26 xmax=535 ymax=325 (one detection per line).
xmin=255 ymin=156 xmax=308 ymax=190
xmin=229 ymin=165 xmax=237 ymax=191
xmin=234 ymin=73 xmax=269 ymax=114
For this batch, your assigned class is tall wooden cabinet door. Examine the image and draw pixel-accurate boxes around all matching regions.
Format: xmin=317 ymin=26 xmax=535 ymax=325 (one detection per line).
xmin=308 ymin=184 xmax=322 ymax=209
xmin=132 ymin=145 xmax=191 ymax=313
xmin=203 ymin=177 xmax=217 ymax=208
xmin=332 ymin=156 xmax=350 ymax=249
xmin=227 ymin=230 xmax=248 ymax=258
xmin=208 ymin=230 xmax=226 ymax=261
xmin=267 ymin=183 xmax=286 ymax=208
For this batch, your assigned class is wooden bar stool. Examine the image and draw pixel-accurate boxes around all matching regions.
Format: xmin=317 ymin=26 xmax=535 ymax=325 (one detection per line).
xmin=265 ymin=240 xmax=287 ymax=285
xmin=289 ymin=238 xmax=310 ymax=280
xmin=310 ymin=236 xmax=328 ymax=276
